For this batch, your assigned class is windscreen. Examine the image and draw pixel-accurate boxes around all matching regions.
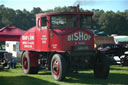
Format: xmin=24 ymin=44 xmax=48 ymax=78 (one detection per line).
xmin=51 ymin=15 xmax=77 ymax=29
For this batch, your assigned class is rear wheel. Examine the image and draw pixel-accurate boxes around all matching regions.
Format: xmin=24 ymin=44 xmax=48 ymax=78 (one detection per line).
xmin=94 ymin=53 xmax=110 ymax=79
xmin=22 ymin=51 xmax=39 ymax=74
xmin=51 ymin=54 xmax=66 ymax=81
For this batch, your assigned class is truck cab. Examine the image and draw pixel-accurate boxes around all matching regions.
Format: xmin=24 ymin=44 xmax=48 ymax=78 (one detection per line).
xmin=20 ymin=11 xmax=94 ymax=52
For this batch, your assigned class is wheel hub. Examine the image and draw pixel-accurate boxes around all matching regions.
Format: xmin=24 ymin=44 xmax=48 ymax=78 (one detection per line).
xmin=52 ymin=60 xmax=59 ymax=77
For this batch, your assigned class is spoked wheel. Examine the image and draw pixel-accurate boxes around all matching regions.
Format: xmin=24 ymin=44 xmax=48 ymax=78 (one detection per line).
xmin=22 ymin=51 xmax=39 ymax=74
xmin=94 ymin=53 xmax=110 ymax=79
xmin=51 ymin=54 xmax=66 ymax=81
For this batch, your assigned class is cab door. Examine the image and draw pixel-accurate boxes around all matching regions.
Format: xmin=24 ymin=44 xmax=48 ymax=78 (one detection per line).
xmin=35 ymin=17 xmax=50 ymax=51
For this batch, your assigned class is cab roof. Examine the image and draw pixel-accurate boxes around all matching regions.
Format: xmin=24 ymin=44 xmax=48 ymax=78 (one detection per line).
xmin=36 ymin=11 xmax=93 ymax=18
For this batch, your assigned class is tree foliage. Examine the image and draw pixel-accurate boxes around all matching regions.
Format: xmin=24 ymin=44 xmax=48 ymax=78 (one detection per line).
xmin=0 ymin=5 xmax=128 ymax=35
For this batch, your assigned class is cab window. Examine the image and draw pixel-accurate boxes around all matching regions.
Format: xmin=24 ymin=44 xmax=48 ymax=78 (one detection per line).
xmin=80 ymin=15 xmax=92 ymax=29
xmin=51 ymin=15 xmax=77 ymax=29
xmin=41 ymin=17 xmax=47 ymax=28
xmin=38 ymin=17 xmax=47 ymax=29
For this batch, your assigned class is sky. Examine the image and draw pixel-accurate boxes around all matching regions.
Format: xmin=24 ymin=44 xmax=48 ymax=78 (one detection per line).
xmin=0 ymin=0 xmax=128 ymax=12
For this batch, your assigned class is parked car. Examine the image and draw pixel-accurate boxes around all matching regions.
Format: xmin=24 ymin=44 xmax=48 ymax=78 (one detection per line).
xmin=0 ymin=44 xmax=11 ymax=69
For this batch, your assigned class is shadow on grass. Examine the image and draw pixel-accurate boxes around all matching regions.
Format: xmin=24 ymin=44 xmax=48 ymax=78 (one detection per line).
xmin=1 ymin=65 xmax=128 ymax=85
xmin=0 ymin=75 xmax=58 ymax=85
xmin=65 ymin=72 xmax=128 ymax=85
xmin=38 ymin=72 xmax=51 ymax=75
xmin=0 ymin=68 xmax=10 ymax=72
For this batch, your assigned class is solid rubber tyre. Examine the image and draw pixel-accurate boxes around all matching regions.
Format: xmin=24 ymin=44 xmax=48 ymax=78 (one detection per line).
xmin=94 ymin=53 xmax=110 ymax=79
xmin=51 ymin=54 xmax=66 ymax=81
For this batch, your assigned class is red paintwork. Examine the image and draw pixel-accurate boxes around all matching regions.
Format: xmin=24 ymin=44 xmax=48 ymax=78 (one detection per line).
xmin=36 ymin=12 xmax=93 ymax=18
xmin=29 ymin=52 xmax=39 ymax=67
xmin=20 ymin=11 xmax=94 ymax=52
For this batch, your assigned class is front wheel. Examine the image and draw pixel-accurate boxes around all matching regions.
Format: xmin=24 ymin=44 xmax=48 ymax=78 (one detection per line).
xmin=51 ymin=54 xmax=67 ymax=81
xmin=94 ymin=53 xmax=110 ymax=79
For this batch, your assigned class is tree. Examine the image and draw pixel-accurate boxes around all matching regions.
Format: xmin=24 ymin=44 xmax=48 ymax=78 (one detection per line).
xmin=31 ymin=7 xmax=43 ymax=15
xmin=92 ymin=9 xmax=104 ymax=30
xmin=99 ymin=11 xmax=128 ymax=35
xmin=0 ymin=7 xmax=16 ymax=26
xmin=0 ymin=5 xmax=128 ymax=35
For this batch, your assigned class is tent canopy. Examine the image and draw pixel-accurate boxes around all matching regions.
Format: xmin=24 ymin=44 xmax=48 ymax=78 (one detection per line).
xmin=0 ymin=25 xmax=26 ymax=41
xmin=116 ymin=37 xmax=128 ymax=42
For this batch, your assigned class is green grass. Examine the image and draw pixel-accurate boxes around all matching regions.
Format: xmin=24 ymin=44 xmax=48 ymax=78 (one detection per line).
xmin=0 ymin=65 xmax=128 ymax=85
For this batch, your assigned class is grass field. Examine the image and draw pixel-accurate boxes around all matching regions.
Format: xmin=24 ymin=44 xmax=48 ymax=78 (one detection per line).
xmin=0 ymin=65 xmax=128 ymax=85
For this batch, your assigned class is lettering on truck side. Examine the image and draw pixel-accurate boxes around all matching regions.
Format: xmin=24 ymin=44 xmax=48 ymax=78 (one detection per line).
xmin=22 ymin=35 xmax=35 ymax=48
xmin=68 ymin=32 xmax=91 ymax=41
xmin=22 ymin=35 xmax=35 ymax=40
